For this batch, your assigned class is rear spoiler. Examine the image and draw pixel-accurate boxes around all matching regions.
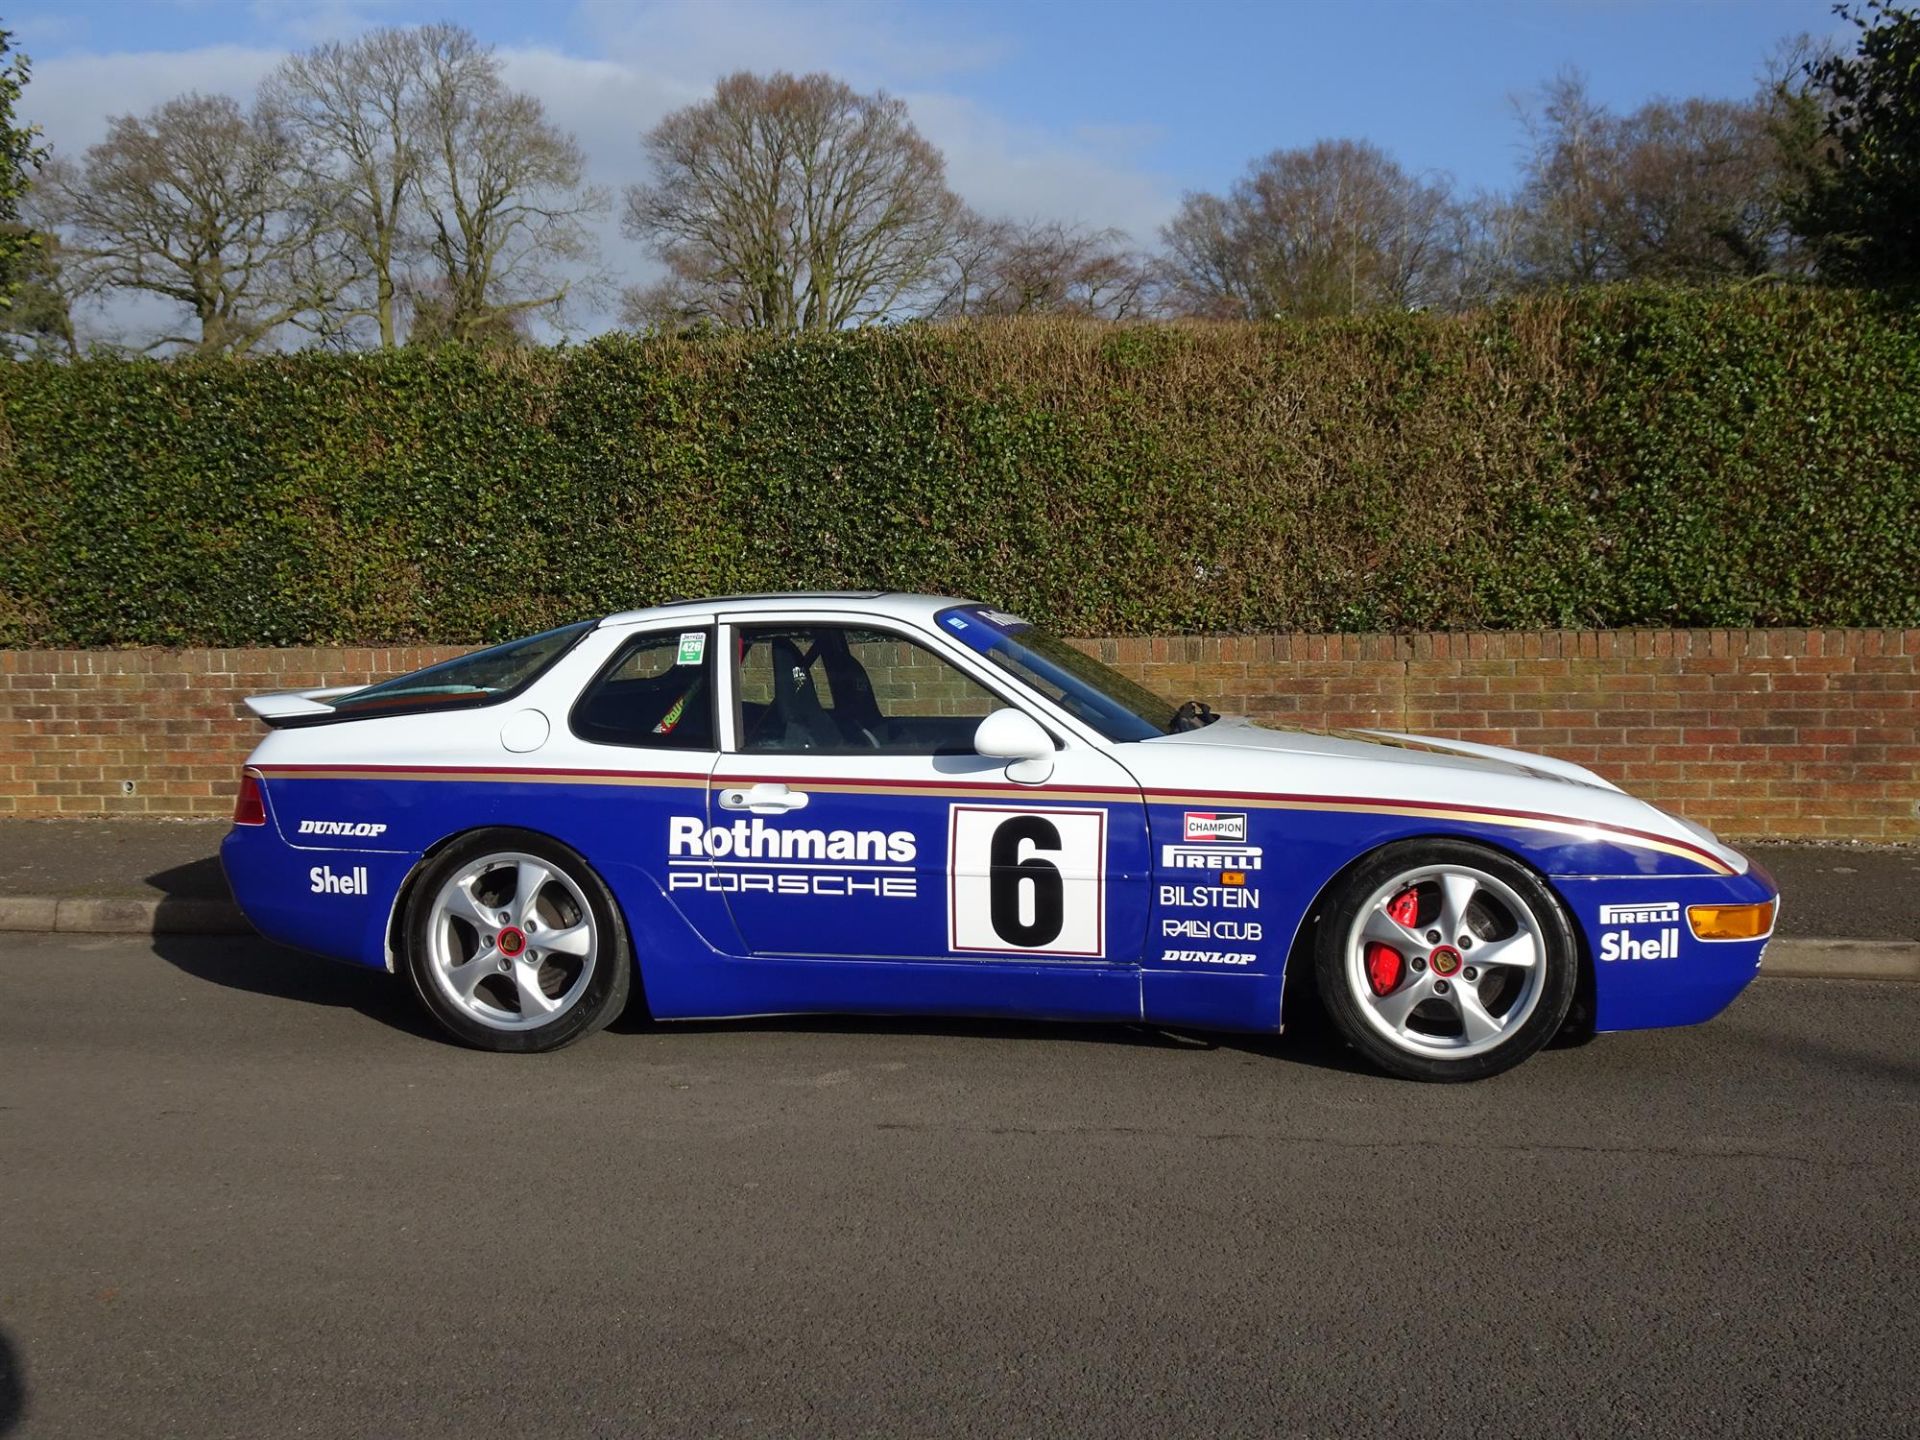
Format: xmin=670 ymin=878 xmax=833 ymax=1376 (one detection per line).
xmin=243 ymin=686 xmax=362 ymax=727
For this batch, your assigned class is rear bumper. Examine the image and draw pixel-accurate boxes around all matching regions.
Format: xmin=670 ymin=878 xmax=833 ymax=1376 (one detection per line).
xmin=220 ymin=822 xmax=416 ymax=971
xmin=1558 ymin=862 xmax=1779 ymax=1032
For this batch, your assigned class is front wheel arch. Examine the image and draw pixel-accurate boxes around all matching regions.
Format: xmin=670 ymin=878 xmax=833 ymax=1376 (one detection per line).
xmin=1305 ymin=835 xmax=1582 ymax=1080
xmin=1280 ymin=832 xmax=1590 ymax=1036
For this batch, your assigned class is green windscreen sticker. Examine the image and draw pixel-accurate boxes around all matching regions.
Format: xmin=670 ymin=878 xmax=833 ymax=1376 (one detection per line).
xmin=676 ymin=631 xmax=706 ymax=666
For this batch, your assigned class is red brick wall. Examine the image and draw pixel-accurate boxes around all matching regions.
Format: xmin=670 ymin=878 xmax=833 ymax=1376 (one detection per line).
xmin=2 ymin=630 xmax=1915 ymax=839
xmin=0 ymin=647 xmax=464 ymax=819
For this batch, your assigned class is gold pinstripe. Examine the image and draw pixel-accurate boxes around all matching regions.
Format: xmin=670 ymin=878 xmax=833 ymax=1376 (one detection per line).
xmin=258 ymin=766 xmax=1732 ymax=874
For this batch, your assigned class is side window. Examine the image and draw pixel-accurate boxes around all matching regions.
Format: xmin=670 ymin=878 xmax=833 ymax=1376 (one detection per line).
xmin=735 ymin=624 xmax=1011 ymax=754
xmin=570 ymin=628 xmax=716 ymax=750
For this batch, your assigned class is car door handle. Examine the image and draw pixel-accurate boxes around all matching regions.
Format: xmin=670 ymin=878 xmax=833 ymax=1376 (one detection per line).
xmin=718 ymin=783 xmax=810 ymax=814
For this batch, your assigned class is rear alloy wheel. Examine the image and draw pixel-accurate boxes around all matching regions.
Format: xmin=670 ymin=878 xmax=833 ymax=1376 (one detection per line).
xmin=404 ymin=830 xmax=630 ymax=1053
xmin=1315 ymin=840 xmax=1576 ymax=1081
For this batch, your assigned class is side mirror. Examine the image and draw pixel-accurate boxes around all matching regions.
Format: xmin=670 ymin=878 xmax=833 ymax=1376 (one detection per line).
xmin=973 ymin=709 xmax=1054 ymax=783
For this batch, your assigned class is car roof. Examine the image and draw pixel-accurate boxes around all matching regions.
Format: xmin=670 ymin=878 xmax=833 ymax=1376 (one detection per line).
xmin=598 ymin=591 xmax=976 ymax=628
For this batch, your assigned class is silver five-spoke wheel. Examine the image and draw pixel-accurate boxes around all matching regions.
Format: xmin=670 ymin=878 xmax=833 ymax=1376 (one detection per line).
xmin=1315 ymin=840 xmax=1576 ymax=1081
xmin=426 ymin=850 xmax=598 ymax=1032
xmin=1345 ymin=864 xmax=1546 ymax=1060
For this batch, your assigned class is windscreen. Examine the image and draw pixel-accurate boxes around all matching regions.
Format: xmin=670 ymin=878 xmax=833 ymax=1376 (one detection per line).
xmin=936 ymin=606 xmax=1179 ymax=742
xmin=325 ymin=621 xmax=594 ymax=718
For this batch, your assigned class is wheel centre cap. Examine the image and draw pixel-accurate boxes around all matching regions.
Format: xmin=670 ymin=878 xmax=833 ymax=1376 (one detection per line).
xmin=1428 ymin=944 xmax=1462 ymax=977
xmin=496 ymin=925 xmax=527 ymax=958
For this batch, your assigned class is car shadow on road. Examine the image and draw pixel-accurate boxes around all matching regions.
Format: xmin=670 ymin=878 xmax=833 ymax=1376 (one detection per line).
xmin=147 ymin=932 xmax=441 ymax=1041
xmin=147 ymin=930 xmax=1383 ymax=1072
xmin=0 ymin=1325 xmax=25 ymax=1437
xmin=144 ymin=855 xmax=232 ymax=903
xmin=607 ymin=1005 xmax=1379 ymax=1075
xmin=138 ymin=856 xmax=251 ymax=935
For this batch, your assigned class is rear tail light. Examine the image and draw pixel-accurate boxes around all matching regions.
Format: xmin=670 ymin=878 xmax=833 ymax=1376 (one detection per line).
xmin=233 ymin=770 xmax=267 ymax=826
xmin=1687 ymin=900 xmax=1775 ymax=941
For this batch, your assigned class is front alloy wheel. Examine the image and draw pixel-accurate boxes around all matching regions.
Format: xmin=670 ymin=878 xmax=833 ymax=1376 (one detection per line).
xmin=1316 ymin=840 xmax=1576 ymax=1081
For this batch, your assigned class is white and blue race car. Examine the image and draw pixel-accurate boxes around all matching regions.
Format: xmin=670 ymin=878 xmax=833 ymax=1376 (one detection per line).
xmin=221 ymin=592 xmax=1777 ymax=1080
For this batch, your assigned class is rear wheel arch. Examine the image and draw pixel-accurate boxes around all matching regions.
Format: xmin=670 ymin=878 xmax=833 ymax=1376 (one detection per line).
xmin=384 ymin=826 xmax=644 ymax=1008
xmin=398 ymin=826 xmax=639 ymax=1051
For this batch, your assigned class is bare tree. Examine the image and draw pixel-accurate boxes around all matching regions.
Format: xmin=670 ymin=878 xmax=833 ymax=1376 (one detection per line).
xmin=37 ymin=93 xmax=351 ymax=355
xmin=1511 ymin=71 xmax=1803 ymax=285
xmin=264 ymin=23 xmax=604 ymax=348
xmin=624 ymin=70 xmax=963 ymax=331
xmin=931 ymin=216 xmax=1156 ymax=319
xmin=407 ymin=34 xmax=607 ymax=345
xmin=262 ymin=26 xmax=428 ymax=347
xmin=1161 ymin=140 xmax=1465 ymax=319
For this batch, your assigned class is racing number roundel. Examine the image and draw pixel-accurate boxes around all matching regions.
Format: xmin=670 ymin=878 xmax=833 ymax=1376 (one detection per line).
xmin=948 ymin=804 xmax=1107 ymax=957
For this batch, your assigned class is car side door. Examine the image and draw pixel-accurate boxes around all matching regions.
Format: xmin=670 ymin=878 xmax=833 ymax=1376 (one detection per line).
xmin=702 ymin=613 xmax=1152 ymax=974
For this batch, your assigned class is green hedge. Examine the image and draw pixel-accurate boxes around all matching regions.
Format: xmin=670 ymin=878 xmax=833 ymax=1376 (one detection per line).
xmin=2 ymin=286 xmax=1916 ymax=646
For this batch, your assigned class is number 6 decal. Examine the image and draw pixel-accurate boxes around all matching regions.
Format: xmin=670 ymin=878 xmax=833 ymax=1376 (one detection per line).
xmin=948 ymin=804 xmax=1107 ymax=957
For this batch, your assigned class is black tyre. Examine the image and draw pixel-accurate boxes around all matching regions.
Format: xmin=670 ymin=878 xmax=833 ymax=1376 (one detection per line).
xmin=1314 ymin=839 xmax=1577 ymax=1082
xmin=402 ymin=829 xmax=631 ymax=1053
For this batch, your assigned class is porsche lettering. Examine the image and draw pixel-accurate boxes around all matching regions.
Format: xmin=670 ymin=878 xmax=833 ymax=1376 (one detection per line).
xmin=668 ymin=871 xmax=916 ymax=899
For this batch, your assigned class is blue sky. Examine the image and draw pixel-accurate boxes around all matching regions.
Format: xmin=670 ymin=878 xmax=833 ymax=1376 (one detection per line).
xmin=15 ymin=0 xmax=1844 ymax=339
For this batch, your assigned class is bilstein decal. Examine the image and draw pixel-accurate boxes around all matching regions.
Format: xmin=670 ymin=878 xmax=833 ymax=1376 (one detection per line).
xmin=1159 ymin=883 xmax=1259 ymax=910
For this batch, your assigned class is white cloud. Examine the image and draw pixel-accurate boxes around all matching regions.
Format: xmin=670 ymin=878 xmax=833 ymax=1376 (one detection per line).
xmin=575 ymin=0 xmax=1011 ymax=88
xmin=905 ymin=91 xmax=1176 ymax=242
xmin=31 ymin=43 xmax=282 ymax=156
xmin=26 ymin=0 xmax=1177 ymax=344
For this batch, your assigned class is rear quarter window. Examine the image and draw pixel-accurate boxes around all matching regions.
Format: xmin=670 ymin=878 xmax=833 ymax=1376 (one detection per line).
xmin=569 ymin=628 xmax=717 ymax=750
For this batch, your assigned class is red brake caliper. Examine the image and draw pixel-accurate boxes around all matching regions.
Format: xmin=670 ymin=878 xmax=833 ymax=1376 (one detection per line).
xmin=1364 ymin=886 xmax=1420 ymax=996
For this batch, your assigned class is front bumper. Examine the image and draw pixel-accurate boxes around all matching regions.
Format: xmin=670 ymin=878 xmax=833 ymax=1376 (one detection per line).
xmin=1558 ymin=861 xmax=1779 ymax=1032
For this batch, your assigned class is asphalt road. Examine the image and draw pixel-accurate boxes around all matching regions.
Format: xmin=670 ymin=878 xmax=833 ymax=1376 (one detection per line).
xmin=2 ymin=937 xmax=1915 ymax=1439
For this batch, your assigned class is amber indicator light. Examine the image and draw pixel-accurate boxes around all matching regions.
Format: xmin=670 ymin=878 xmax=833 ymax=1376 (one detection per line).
xmin=1687 ymin=900 xmax=1776 ymax=940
